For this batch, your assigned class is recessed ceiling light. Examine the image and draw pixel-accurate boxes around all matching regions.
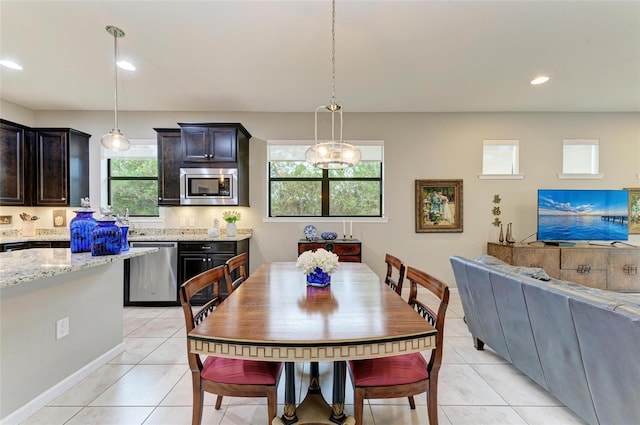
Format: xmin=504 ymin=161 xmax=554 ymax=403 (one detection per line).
xmin=0 ymin=60 xmax=23 ymax=70
xmin=531 ymin=76 xmax=550 ymax=85
xmin=116 ymin=60 xmax=136 ymax=71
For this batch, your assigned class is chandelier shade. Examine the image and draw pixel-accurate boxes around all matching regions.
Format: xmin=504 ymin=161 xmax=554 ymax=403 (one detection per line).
xmin=306 ymin=0 xmax=360 ymax=169
xmin=101 ymin=25 xmax=130 ymax=152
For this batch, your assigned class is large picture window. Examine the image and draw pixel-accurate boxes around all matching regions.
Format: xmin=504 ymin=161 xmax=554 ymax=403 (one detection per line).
xmin=268 ymin=141 xmax=384 ymax=217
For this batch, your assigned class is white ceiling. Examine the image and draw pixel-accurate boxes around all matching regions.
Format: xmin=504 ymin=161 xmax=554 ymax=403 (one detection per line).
xmin=1 ymin=0 xmax=639 ymax=113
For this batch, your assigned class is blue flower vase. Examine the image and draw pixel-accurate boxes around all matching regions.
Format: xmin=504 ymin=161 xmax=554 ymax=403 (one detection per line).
xmin=119 ymin=225 xmax=129 ymax=252
xmin=306 ymin=267 xmax=331 ymax=287
xmin=70 ymin=210 xmax=97 ymax=253
xmin=91 ymin=219 xmax=122 ymax=256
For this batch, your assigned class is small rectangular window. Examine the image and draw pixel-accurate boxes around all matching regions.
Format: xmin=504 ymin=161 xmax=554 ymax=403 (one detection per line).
xmin=482 ymin=140 xmax=519 ymax=174
xmin=563 ymin=139 xmax=599 ymax=174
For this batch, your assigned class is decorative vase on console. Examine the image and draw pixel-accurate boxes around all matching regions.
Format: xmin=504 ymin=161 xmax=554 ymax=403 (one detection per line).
xmin=506 ymin=223 xmax=516 ymax=244
xmin=223 ymin=210 xmax=241 ymax=238
xmin=70 ymin=197 xmax=97 ymax=253
xmin=498 ymin=224 xmax=504 ymax=244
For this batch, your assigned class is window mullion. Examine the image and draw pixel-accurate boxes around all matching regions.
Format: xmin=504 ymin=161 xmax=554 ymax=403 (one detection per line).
xmin=321 ymin=169 xmax=330 ymax=215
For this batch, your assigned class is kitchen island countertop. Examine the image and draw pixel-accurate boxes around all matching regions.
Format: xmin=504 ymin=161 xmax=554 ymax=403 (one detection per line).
xmin=0 ymin=247 xmax=157 ymax=288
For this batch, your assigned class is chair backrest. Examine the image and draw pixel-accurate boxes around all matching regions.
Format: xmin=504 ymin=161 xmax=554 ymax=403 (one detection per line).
xmin=180 ymin=264 xmax=228 ymax=371
xmin=384 ymin=253 xmax=406 ymax=295
xmin=405 ymin=266 xmax=450 ymax=373
xmin=224 ymin=253 xmax=248 ymax=294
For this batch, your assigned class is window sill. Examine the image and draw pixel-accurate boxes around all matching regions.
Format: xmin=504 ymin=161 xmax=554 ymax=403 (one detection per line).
xmin=557 ymin=173 xmax=604 ymax=180
xmin=478 ymin=174 xmax=525 ymax=180
xmin=263 ymin=217 xmax=389 ymax=223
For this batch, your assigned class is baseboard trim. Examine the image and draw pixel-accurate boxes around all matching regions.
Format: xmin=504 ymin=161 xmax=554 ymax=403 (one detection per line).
xmin=0 ymin=343 xmax=125 ymax=425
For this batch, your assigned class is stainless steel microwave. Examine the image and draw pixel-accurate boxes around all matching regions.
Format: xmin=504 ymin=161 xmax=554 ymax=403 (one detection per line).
xmin=180 ymin=168 xmax=238 ymax=205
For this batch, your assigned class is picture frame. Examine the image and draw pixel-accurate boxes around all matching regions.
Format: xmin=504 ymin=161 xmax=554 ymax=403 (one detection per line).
xmin=415 ymin=179 xmax=463 ymax=233
xmin=626 ymin=188 xmax=640 ymax=234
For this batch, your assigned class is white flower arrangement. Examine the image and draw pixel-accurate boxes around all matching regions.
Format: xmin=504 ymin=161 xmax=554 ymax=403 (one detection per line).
xmin=296 ymin=248 xmax=340 ymax=275
xmin=222 ymin=210 xmax=241 ymax=223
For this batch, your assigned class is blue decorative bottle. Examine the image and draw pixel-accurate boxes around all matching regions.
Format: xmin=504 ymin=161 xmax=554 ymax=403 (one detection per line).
xmin=91 ymin=206 xmax=122 ymax=256
xmin=70 ymin=197 xmax=97 ymax=253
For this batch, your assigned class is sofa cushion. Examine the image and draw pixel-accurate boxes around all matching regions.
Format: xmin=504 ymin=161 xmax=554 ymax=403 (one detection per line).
xmin=475 ymin=255 xmax=551 ymax=281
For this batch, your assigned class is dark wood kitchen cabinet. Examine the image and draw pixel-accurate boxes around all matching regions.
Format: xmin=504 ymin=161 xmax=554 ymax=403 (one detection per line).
xmin=34 ymin=128 xmax=90 ymax=207
xmin=178 ymin=123 xmax=250 ymax=164
xmin=178 ymin=239 xmax=249 ymax=304
xmin=155 ymin=128 xmax=182 ymax=206
xmin=0 ymin=119 xmax=33 ymax=205
xmin=0 ymin=120 xmax=90 ymax=207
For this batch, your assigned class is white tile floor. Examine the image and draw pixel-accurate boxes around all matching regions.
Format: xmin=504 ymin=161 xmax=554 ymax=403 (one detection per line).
xmin=19 ymin=289 xmax=590 ymax=425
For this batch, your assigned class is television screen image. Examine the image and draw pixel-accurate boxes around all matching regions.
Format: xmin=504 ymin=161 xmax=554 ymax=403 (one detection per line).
xmin=537 ymin=189 xmax=629 ymax=241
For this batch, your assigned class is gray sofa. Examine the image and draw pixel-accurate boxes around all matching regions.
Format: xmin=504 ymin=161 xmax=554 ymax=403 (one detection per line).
xmin=450 ymin=255 xmax=640 ymax=425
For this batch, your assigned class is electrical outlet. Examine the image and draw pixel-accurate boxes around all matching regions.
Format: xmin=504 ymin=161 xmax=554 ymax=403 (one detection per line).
xmin=56 ymin=317 xmax=69 ymax=340
xmin=179 ymin=217 xmax=186 ymax=227
xmin=189 ymin=217 xmax=195 ymax=226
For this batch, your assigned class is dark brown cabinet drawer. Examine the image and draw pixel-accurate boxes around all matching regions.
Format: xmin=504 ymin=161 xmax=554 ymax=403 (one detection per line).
xmin=298 ymin=240 xmax=362 ymax=263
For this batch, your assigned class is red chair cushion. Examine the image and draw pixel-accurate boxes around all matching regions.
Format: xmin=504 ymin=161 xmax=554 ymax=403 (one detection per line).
xmin=201 ymin=356 xmax=281 ymax=385
xmin=349 ymin=352 xmax=428 ymax=386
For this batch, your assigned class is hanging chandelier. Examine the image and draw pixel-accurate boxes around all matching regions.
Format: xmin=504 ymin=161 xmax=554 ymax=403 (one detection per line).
xmin=101 ymin=25 xmax=130 ymax=152
xmin=305 ymin=0 xmax=361 ymax=169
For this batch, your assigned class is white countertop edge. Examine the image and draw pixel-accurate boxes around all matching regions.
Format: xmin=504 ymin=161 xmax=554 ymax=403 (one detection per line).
xmin=0 ymin=248 xmax=158 ymax=289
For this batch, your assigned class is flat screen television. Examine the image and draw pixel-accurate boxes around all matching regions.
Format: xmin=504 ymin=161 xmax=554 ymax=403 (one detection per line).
xmin=537 ymin=189 xmax=629 ymax=242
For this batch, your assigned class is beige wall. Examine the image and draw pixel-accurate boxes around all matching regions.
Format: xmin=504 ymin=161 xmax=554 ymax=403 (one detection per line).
xmin=2 ymin=101 xmax=639 ymax=284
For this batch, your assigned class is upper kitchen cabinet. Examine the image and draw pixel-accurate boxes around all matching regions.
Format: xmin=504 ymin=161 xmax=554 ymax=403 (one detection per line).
xmin=155 ymin=128 xmax=182 ymax=206
xmin=33 ymin=128 xmax=90 ymax=207
xmin=0 ymin=119 xmax=33 ymax=205
xmin=178 ymin=123 xmax=251 ymax=165
xmin=0 ymin=120 xmax=90 ymax=207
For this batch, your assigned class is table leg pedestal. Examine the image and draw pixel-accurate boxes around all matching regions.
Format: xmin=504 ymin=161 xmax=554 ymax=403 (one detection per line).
xmin=273 ymin=362 xmax=355 ymax=425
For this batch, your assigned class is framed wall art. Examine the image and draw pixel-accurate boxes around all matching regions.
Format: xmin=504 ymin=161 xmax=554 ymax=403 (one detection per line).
xmin=626 ymin=188 xmax=640 ymax=234
xmin=415 ymin=179 xmax=463 ymax=233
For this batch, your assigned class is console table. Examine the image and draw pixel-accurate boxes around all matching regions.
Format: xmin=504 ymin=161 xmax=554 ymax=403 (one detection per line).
xmin=298 ymin=239 xmax=361 ymax=262
xmin=487 ymin=242 xmax=640 ymax=292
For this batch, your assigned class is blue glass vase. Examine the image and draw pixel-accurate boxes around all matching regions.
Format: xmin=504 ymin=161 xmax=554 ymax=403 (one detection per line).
xmin=70 ymin=210 xmax=97 ymax=253
xmin=119 ymin=225 xmax=129 ymax=252
xmin=91 ymin=219 xmax=122 ymax=256
xmin=306 ymin=267 xmax=331 ymax=287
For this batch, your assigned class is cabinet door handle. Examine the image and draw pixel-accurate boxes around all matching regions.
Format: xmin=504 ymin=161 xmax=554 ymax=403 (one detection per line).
xmin=208 ymin=258 xmax=212 ymax=262
xmin=158 ymin=197 xmax=162 ymax=200
xmin=201 ymin=246 xmax=211 ymax=250
xmin=202 ymin=258 xmax=206 ymax=262
xmin=624 ymin=265 xmax=638 ymax=275
xmin=61 ymin=197 xmax=66 ymax=201
xmin=577 ymin=265 xmax=591 ymax=274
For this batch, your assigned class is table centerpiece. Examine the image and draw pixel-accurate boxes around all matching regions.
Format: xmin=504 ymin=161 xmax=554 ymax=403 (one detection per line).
xmin=296 ymin=248 xmax=339 ymax=287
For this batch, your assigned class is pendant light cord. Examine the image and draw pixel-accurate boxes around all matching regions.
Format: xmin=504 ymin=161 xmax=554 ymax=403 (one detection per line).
xmin=112 ymin=30 xmax=119 ymax=131
xmin=330 ymin=0 xmax=336 ymax=107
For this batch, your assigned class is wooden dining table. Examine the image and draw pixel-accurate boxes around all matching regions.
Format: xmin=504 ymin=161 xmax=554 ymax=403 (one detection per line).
xmin=188 ymin=262 xmax=437 ymax=425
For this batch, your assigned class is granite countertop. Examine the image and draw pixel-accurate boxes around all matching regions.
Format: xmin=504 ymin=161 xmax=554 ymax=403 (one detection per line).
xmin=0 ymin=227 xmax=252 ymax=244
xmin=0 ymin=247 xmax=157 ymax=288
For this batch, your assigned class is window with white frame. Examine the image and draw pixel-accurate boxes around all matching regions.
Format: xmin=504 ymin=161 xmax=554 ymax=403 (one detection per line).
xmin=563 ymin=139 xmax=599 ymax=174
xmin=267 ymin=141 xmax=384 ymax=217
xmin=482 ymin=140 xmax=519 ymax=175
xmin=105 ymin=142 xmax=159 ymax=217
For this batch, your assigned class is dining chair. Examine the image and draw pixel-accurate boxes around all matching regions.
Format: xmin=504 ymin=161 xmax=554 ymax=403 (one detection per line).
xmin=180 ymin=264 xmax=282 ymax=425
xmin=348 ymin=266 xmax=450 ymax=425
xmin=384 ymin=253 xmax=406 ymax=296
xmin=224 ymin=252 xmax=248 ymax=295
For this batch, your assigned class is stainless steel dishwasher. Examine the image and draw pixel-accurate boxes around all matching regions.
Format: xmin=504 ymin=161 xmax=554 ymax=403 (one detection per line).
xmin=127 ymin=241 xmax=178 ymax=306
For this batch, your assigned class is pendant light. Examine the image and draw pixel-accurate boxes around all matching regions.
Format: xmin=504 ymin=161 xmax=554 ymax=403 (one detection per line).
xmin=305 ymin=0 xmax=361 ymax=169
xmin=101 ymin=25 xmax=130 ymax=152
